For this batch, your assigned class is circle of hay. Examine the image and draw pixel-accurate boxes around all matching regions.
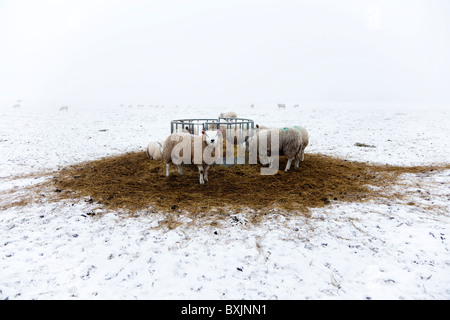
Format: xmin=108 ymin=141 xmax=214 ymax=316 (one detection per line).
xmin=48 ymin=152 xmax=445 ymax=216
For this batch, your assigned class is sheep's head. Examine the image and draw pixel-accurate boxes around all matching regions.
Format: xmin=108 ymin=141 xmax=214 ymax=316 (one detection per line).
xmin=202 ymin=130 xmax=222 ymax=148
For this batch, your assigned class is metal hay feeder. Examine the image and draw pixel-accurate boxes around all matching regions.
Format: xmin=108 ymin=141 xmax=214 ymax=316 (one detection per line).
xmin=170 ymin=117 xmax=255 ymax=166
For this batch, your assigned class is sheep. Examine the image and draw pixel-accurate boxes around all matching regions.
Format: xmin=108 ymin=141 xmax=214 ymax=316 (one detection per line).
xmin=247 ymin=127 xmax=303 ymax=172
xmin=59 ymin=105 xmax=69 ymax=111
xmin=162 ymin=129 xmax=222 ymax=184
xmin=207 ymin=120 xmax=233 ymax=143
xmin=277 ymin=104 xmax=286 ymax=110
xmin=253 ymin=124 xmax=308 ymax=164
xmin=219 ymin=111 xmax=237 ymax=118
xmin=146 ymin=141 xmax=163 ymax=161
xmin=12 ymin=104 xmax=20 ymax=108
xmin=293 ymin=126 xmax=309 ymax=166
xmin=293 ymin=104 xmax=299 ymax=108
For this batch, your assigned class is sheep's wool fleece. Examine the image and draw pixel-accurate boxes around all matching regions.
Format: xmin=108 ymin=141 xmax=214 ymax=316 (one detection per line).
xmin=293 ymin=126 xmax=309 ymax=147
xmin=250 ymin=128 xmax=302 ymax=158
xmin=146 ymin=141 xmax=163 ymax=161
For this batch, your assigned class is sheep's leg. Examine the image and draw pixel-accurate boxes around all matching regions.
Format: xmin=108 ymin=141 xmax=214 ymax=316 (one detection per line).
xmin=165 ymin=163 xmax=170 ymax=177
xmin=301 ymin=149 xmax=305 ymax=161
xmin=203 ymin=165 xmax=210 ymax=182
xmin=295 ymin=148 xmax=301 ymax=168
xmin=177 ymin=164 xmax=183 ymax=175
xmin=285 ymin=158 xmax=293 ymax=171
xmin=197 ymin=166 xmax=205 ymax=184
xmin=295 ymin=146 xmax=303 ymax=168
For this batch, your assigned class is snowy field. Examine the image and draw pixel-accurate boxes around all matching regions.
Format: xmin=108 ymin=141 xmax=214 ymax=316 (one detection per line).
xmin=1 ymin=102 xmax=450 ymax=300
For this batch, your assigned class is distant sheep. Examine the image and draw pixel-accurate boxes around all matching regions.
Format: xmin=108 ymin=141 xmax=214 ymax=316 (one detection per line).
xmin=219 ymin=112 xmax=237 ymax=118
xmin=146 ymin=141 xmax=163 ymax=161
xmin=12 ymin=104 xmax=20 ymax=108
xmin=247 ymin=127 xmax=303 ymax=171
xmin=162 ymin=129 xmax=222 ymax=184
xmin=277 ymin=104 xmax=286 ymax=110
xmin=293 ymin=104 xmax=299 ymax=108
xmin=59 ymin=105 xmax=69 ymax=111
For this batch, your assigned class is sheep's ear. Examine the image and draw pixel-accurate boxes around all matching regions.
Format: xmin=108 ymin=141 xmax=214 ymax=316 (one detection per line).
xmin=202 ymin=130 xmax=206 ymax=135
xmin=256 ymin=124 xmax=260 ymax=128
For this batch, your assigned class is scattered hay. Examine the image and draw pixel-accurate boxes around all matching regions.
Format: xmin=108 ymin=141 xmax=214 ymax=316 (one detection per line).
xmin=3 ymin=151 xmax=449 ymax=229
xmin=43 ymin=151 xmax=449 ymax=216
xmin=355 ymin=142 xmax=376 ymax=148
xmin=0 ymin=174 xmax=50 ymax=211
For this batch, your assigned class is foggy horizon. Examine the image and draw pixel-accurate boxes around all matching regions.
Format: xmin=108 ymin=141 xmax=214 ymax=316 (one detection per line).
xmin=1 ymin=0 xmax=450 ymax=108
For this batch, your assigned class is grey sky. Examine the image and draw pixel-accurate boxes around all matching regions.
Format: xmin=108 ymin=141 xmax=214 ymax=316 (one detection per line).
xmin=1 ymin=0 xmax=449 ymax=107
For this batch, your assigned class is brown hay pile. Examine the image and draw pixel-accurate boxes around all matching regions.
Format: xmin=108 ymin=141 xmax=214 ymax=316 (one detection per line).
xmin=49 ymin=151 xmax=449 ymax=215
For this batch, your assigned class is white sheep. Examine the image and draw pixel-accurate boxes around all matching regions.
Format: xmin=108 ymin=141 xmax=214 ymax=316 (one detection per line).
xmin=162 ymin=129 xmax=222 ymax=184
xmin=219 ymin=111 xmax=237 ymax=118
xmin=146 ymin=141 xmax=163 ymax=161
xmin=277 ymin=104 xmax=286 ymax=110
xmin=247 ymin=127 xmax=303 ymax=172
xmin=252 ymin=125 xmax=308 ymax=166
xmin=253 ymin=125 xmax=308 ymax=164
xmin=59 ymin=105 xmax=69 ymax=111
xmin=12 ymin=104 xmax=20 ymax=108
xmin=293 ymin=104 xmax=299 ymax=108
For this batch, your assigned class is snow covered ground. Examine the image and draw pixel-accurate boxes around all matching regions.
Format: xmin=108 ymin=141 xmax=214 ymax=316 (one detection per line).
xmin=1 ymin=102 xmax=449 ymax=299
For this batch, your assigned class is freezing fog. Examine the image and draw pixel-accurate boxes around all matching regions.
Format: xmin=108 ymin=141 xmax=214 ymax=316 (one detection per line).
xmin=0 ymin=0 xmax=449 ymax=109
